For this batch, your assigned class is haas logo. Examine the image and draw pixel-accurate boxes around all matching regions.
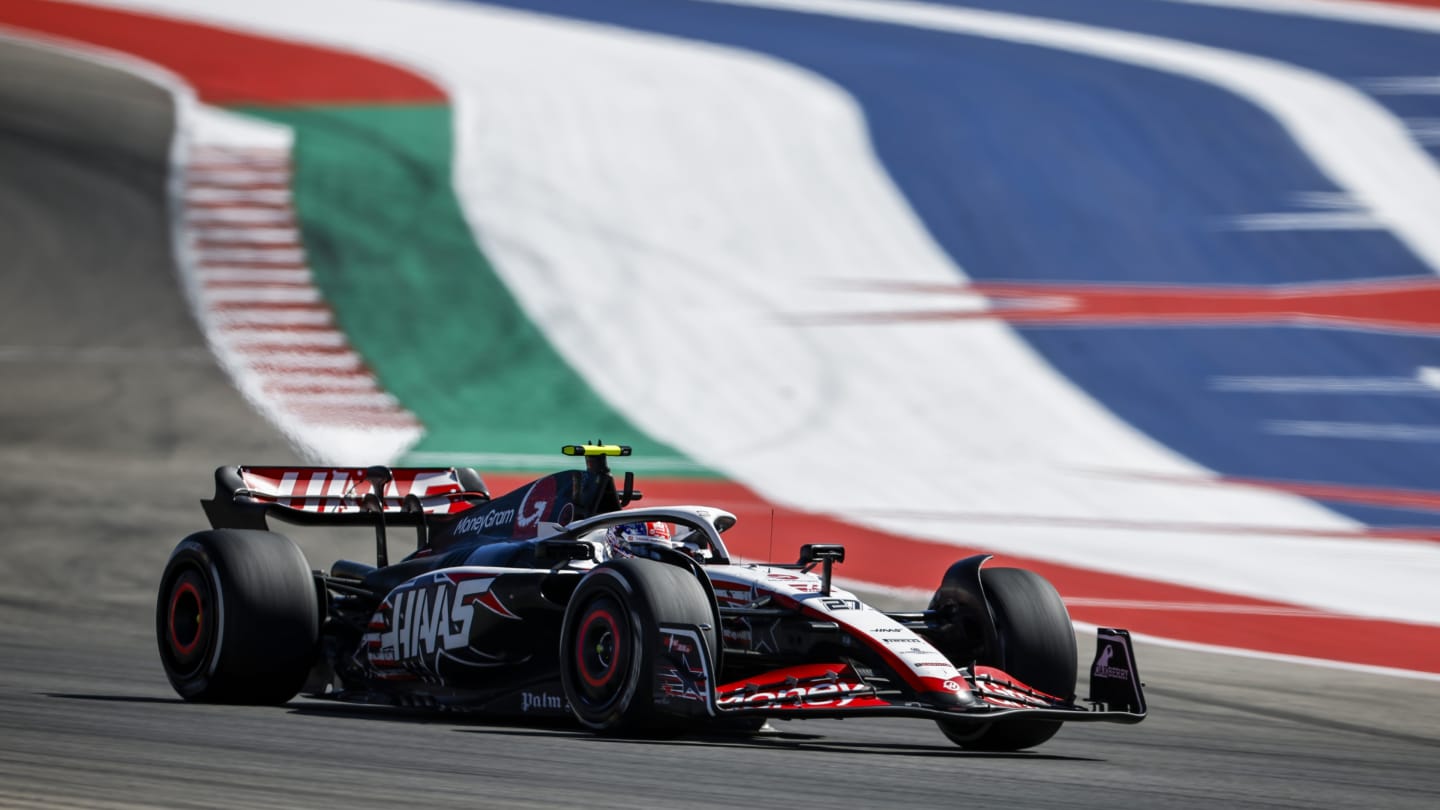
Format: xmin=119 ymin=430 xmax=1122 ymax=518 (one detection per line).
xmin=1093 ymin=643 xmax=1131 ymax=680
xmin=514 ymin=477 xmax=558 ymax=538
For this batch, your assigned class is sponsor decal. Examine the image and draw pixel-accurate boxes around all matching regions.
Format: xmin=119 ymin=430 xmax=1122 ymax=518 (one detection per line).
xmin=456 ymin=507 xmax=516 ymax=535
xmin=975 ymin=678 xmax=1048 ymax=706
xmin=514 ymin=477 xmax=558 ymax=538
xmin=761 ymin=571 xmax=822 ymax=593
xmin=872 ymin=627 xmax=903 ymax=633
xmin=915 ymin=661 xmax=953 ymax=668
xmin=372 ymin=574 xmax=500 ymax=665
xmin=1093 ymin=644 xmax=1131 ymax=680
xmin=240 ymin=467 xmax=468 ymax=513
xmin=520 ymin=691 xmax=566 ymax=713
xmin=659 ymin=669 xmax=710 ymax=703
xmin=716 ymin=681 xmax=873 ymax=708
xmin=657 ymin=628 xmax=711 ymax=706
xmin=942 ymin=680 xmax=963 ymax=692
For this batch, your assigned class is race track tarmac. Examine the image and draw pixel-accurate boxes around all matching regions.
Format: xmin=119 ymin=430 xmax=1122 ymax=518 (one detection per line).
xmin=0 ymin=36 xmax=1436 ymax=810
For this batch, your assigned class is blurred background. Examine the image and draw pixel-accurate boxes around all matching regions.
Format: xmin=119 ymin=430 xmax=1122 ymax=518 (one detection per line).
xmin=2 ymin=0 xmax=1438 ymax=807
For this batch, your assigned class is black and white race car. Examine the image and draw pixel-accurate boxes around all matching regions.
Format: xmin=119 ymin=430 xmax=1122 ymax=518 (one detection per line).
xmin=157 ymin=444 xmax=1146 ymax=750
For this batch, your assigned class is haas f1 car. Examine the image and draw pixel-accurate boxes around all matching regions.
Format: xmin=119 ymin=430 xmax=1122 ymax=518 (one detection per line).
xmin=157 ymin=445 xmax=1146 ymax=750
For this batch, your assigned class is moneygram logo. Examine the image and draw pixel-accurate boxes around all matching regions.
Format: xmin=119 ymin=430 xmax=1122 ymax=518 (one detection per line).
xmin=456 ymin=507 xmax=515 ymax=535
xmin=515 ymin=476 xmax=558 ymax=537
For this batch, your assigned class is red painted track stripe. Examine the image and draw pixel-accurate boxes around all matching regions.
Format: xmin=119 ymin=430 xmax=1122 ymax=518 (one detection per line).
xmin=248 ymin=363 xmax=363 ymax=375
xmin=202 ymin=279 xmax=311 ymax=289
xmin=219 ymin=323 xmax=336 ymax=334
xmin=296 ymin=412 xmax=420 ymax=428
xmin=187 ymin=199 xmax=292 ymax=210
xmin=197 ymin=240 xmax=304 ymax=252
xmin=209 ymin=300 xmax=327 ymax=312
xmin=189 ymin=161 xmax=292 ymax=172
xmin=0 ymin=0 xmax=444 ymax=104
xmin=262 ymin=382 xmax=380 ymax=396
xmin=1223 ymin=476 xmax=1440 ymax=514
xmin=233 ymin=342 xmax=354 ymax=355
xmin=841 ymin=506 xmax=1440 ymax=545
xmin=1104 ymin=469 xmax=1440 ymax=517
xmin=187 ymin=183 xmax=293 ymax=194
xmin=196 ymin=258 xmax=305 ymax=269
xmin=237 ymin=344 xmax=349 ymax=356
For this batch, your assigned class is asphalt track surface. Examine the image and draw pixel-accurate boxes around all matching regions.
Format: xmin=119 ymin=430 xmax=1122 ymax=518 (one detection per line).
xmin=0 ymin=36 xmax=1437 ymax=810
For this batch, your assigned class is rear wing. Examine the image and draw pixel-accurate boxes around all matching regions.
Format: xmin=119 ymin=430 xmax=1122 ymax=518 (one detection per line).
xmin=202 ymin=445 xmax=634 ymax=567
xmin=202 ymin=465 xmax=491 ymax=531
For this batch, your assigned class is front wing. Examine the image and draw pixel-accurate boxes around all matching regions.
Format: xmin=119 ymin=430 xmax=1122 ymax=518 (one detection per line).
xmin=652 ymin=626 xmax=1148 ymax=727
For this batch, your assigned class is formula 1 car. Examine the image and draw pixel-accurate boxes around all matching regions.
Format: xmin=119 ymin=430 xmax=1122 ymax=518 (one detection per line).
xmin=156 ymin=444 xmax=1146 ymax=750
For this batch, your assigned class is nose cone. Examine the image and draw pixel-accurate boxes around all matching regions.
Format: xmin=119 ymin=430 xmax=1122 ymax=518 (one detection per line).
xmin=925 ymin=677 xmax=979 ymax=708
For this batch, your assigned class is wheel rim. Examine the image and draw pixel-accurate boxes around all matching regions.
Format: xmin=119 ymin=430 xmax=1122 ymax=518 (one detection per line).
xmin=573 ymin=598 xmax=629 ymax=706
xmin=164 ymin=569 xmax=210 ymax=675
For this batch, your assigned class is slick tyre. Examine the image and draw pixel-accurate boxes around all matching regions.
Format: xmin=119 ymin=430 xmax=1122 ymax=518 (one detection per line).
xmin=939 ymin=567 xmax=1077 ymax=751
xmin=560 ymin=558 xmax=717 ymax=734
xmin=156 ymin=529 xmax=319 ymax=704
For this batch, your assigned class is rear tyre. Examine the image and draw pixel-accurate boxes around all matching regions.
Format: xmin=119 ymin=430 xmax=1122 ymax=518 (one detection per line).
xmin=560 ymin=558 xmax=716 ymax=734
xmin=938 ymin=567 xmax=1076 ymax=751
xmin=156 ymin=529 xmax=319 ymax=704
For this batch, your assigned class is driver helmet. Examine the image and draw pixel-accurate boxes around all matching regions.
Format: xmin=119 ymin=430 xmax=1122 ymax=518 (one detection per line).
xmin=604 ymin=521 xmax=674 ymax=559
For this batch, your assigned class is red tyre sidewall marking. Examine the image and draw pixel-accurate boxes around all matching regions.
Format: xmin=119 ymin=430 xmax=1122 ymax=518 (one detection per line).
xmin=168 ymin=579 xmax=203 ymax=658
xmin=577 ymin=608 xmax=621 ymax=689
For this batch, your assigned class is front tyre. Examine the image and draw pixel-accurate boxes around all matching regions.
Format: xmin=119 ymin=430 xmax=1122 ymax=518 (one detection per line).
xmin=156 ymin=529 xmax=319 ymax=704
xmin=559 ymin=558 xmax=716 ymax=734
xmin=939 ymin=567 xmax=1077 ymax=751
